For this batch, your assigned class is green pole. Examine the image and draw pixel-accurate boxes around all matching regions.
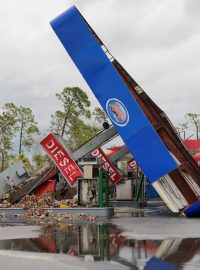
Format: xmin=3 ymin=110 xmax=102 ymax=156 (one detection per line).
xmin=98 ymin=168 xmax=104 ymax=207
xmin=99 ymin=224 xmax=104 ymax=260
xmin=105 ymin=168 xmax=109 ymax=207
xmin=106 ymin=224 xmax=110 ymax=260
xmin=135 ymin=173 xmax=144 ymax=202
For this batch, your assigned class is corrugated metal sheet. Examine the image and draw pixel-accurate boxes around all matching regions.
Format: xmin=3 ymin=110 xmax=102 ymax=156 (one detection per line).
xmin=0 ymin=161 xmax=29 ymax=197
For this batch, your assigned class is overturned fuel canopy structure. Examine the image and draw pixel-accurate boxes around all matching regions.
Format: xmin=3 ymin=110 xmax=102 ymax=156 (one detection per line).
xmin=50 ymin=6 xmax=200 ymax=217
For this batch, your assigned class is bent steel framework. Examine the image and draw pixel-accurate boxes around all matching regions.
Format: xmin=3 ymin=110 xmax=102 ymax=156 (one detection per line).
xmin=50 ymin=6 xmax=200 ymax=216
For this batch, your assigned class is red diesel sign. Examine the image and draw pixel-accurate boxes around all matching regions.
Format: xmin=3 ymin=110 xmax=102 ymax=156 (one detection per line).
xmin=91 ymin=148 xmax=122 ymax=185
xmin=40 ymin=133 xmax=83 ymax=186
xmin=127 ymin=159 xmax=141 ymax=176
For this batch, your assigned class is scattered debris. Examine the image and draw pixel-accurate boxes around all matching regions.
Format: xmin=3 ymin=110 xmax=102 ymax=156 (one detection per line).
xmin=13 ymin=192 xmax=78 ymax=209
xmin=0 ymin=200 xmax=11 ymax=208
xmin=16 ymin=210 xmax=96 ymax=222
xmin=0 ymin=192 xmax=97 ymax=222
xmin=0 ymin=191 xmax=97 ymax=221
xmin=11 ymin=165 xmax=51 ymax=194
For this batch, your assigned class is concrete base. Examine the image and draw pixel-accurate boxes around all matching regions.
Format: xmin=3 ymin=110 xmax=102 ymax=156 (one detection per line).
xmin=0 ymin=207 xmax=114 ymax=218
xmin=110 ymin=200 xmax=147 ymax=208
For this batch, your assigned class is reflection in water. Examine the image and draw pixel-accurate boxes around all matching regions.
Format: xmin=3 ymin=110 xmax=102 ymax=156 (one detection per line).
xmin=0 ymin=222 xmax=199 ymax=269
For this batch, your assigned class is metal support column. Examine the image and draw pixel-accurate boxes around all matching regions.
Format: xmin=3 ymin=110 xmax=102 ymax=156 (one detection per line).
xmin=98 ymin=168 xmax=104 ymax=207
xmin=105 ymin=169 xmax=109 ymax=207
xmin=135 ymin=173 xmax=144 ymax=202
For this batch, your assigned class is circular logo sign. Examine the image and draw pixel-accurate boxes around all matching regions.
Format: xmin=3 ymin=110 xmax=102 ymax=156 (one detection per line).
xmin=106 ymin=98 xmax=129 ymax=126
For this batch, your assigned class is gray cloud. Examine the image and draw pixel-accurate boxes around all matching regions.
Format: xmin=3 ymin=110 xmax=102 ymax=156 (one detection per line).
xmin=0 ymin=0 xmax=199 ymax=141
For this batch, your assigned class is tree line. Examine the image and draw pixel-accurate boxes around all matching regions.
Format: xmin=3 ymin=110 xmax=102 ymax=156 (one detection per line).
xmin=1 ymin=86 xmax=199 ymax=173
xmin=0 ymin=87 xmax=107 ymax=172
xmin=176 ymin=113 xmax=200 ymax=140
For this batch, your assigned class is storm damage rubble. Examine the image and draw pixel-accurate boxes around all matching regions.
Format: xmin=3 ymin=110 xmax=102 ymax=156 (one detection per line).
xmin=15 ymin=192 xmax=78 ymax=209
xmin=11 ymin=165 xmax=52 ymax=194
xmin=0 ymin=193 xmax=10 ymax=207
xmin=0 ymin=191 xmax=96 ymax=221
xmin=0 ymin=157 xmax=96 ymax=222
xmin=16 ymin=209 xmax=96 ymax=222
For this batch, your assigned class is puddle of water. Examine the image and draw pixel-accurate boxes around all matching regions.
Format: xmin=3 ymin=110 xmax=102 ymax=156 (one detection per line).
xmin=0 ymin=221 xmax=199 ymax=269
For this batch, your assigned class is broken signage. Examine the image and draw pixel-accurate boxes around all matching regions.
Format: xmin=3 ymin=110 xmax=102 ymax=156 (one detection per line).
xmin=127 ymin=159 xmax=141 ymax=177
xmin=91 ymin=148 xmax=122 ymax=185
xmin=40 ymin=133 xmax=83 ymax=186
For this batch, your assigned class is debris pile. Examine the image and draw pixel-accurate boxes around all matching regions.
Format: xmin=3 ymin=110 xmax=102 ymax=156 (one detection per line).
xmin=0 ymin=191 xmax=96 ymax=221
xmin=17 ymin=211 xmax=96 ymax=222
xmin=0 ymin=189 xmax=78 ymax=211
xmin=0 ymin=162 xmax=98 ymax=222
xmin=12 ymin=165 xmax=51 ymax=194
xmin=0 ymin=192 xmax=78 ymax=209
xmin=0 ymin=191 xmax=78 ymax=209
xmin=0 ymin=193 xmax=11 ymax=208
xmin=14 ymin=192 xmax=78 ymax=209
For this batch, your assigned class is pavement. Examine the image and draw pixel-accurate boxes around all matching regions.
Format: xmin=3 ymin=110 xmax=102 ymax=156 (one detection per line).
xmin=112 ymin=215 xmax=200 ymax=240
xmin=0 ymin=225 xmax=40 ymax=240
xmin=0 ymin=202 xmax=200 ymax=270
xmin=0 ymin=250 xmax=128 ymax=270
xmin=113 ymin=203 xmax=200 ymax=240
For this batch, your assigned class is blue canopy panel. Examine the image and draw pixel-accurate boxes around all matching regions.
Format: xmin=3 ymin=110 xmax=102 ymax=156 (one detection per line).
xmin=144 ymin=257 xmax=178 ymax=270
xmin=50 ymin=6 xmax=177 ymax=183
xmin=184 ymin=200 xmax=200 ymax=217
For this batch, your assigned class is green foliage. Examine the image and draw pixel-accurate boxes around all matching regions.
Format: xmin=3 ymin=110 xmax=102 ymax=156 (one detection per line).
xmin=50 ymin=87 xmax=91 ymax=137
xmin=32 ymin=153 xmax=51 ymax=172
xmin=6 ymin=153 xmax=33 ymax=173
xmin=185 ymin=113 xmax=200 ymax=139
xmin=17 ymin=153 xmax=32 ymax=172
xmin=4 ymin=103 xmax=40 ymax=153
xmin=17 ymin=106 xmax=40 ymax=153
xmin=50 ymin=111 xmax=66 ymax=135
xmin=67 ymin=118 xmax=99 ymax=150
xmin=92 ymin=107 xmax=107 ymax=128
xmin=0 ymin=104 xmax=16 ymax=171
xmin=67 ymin=107 xmax=108 ymax=149
xmin=50 ymin=87 xmax=108 ymax=149
xmin=176 ymin=122 xmax=188 ymax=140
xmin=177 ymin=113 xmax=200 ymax=139
xmin=0 ymin=87 xmax=108 ymax=171
xmin=0 ymin=103 xmax=40 ymax=171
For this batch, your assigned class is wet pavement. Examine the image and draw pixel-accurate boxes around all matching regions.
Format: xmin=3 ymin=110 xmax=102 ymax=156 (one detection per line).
xmin=0 ymin=207 xmax=200 ymax=269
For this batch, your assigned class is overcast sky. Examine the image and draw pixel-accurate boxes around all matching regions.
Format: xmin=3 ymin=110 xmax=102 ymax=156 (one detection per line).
xmin=0 ymin=0 xmax=200 ymax=142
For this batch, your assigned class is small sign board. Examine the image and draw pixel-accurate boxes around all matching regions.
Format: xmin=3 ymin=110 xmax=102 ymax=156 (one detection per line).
xmin=40 ymin=133 xmax=83 ymax=186
xmin=91 ymin=148 xmax=122 ymax=185
xmin=127 ymin=159 xmax=141 ymax=177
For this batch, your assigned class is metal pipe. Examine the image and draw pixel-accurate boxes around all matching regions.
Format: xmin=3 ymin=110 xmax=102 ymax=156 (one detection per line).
xmin=106 ymin=224 xmax=111 ymax=260
xmin=99 ymin=224 xmax=104 ymax=260
xmin=98 ymin=168 xmax=104 ymax=208
xmin=135 ymin=174 xmax=144 ymax=202
xmin=105 ymin=168 xmax=109 ymax=207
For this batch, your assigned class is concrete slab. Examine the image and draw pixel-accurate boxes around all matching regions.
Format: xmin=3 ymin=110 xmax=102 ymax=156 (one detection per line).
xmin=0 ymin=250 xmax=128 ymax=270
xmin=0 ymin=225 xmax=40 ymax=240
xmin=0 ymin=207 xmax=114 ymax=218
xmin=110 ymin=200 xmax=147 ymax=207
xmin=112 ymin=216 xmax=200 ymax=240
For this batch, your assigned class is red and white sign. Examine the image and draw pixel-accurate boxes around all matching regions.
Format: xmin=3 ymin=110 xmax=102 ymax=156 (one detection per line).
xmin=67 ymin=246 xmax=79 ymax=257
xmin=127 ymin=159 xmax=141 ymax=176
xmin=193 ymin=153 xmax=200 ymax=167
xmin=40 ymin=133 xmax=83 ymax=186
xmin=91 ymin=148 xmax=122 ymax=185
